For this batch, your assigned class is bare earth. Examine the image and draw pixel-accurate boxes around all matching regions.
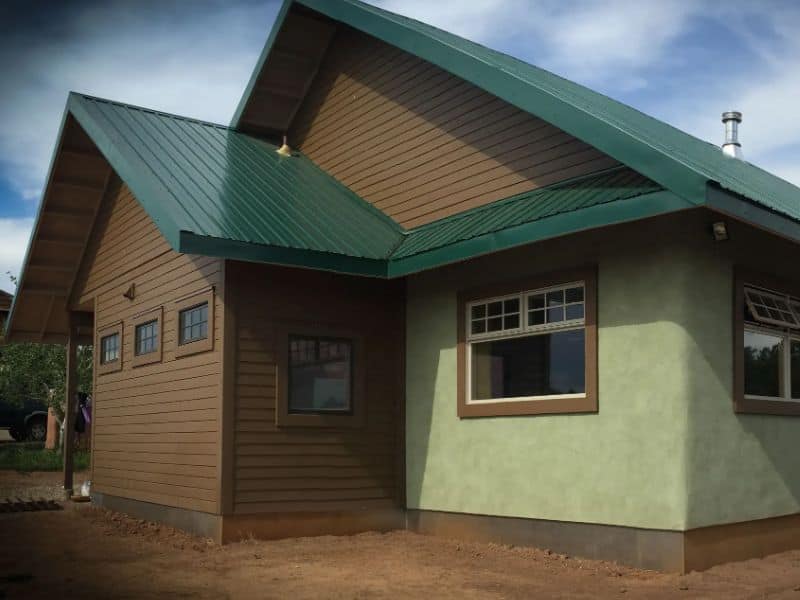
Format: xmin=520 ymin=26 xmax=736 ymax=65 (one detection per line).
xmin=2 ymin=472 xmax=800 ymax=599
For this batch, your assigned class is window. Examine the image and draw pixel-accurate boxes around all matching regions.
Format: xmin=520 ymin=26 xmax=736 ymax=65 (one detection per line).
xmin=275 ymin=325 xmax=365 ymax=428
xmin=180 ymin=303 xmax=208 ymax=345
xmin=174 ymin=289 xmax=214 ymax=358
xmin=458 ymin=268 xmax=597 ymax=418
xmin=132 ymin=307 xmax=162 ymax=367
xmin=136 ymin=320 xmax=158 ymax=355
xmin=288 ymin=336 xmax=353 ymax=414
xmin=736 ymin=272 xmax=800 ymax=415
xmin=100 ymin=333 xmax=120 ymax=364
xmin=96 ymin=322 xmax=123 ymax=375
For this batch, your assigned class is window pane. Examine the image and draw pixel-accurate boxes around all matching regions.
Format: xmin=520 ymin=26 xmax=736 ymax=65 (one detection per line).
xmin=470 ymin=330 xmax=585 ymax=400
xmin=179 ymin=302 xmax=209 ymax=344
xmin=289 ymin=336 xmax=352 ymax=413
xmin=793 ymin=340 xmax=800 ymax=400
xmin=547 ymin=306 xmax=564 ymax=322
xmin=504 ymin=298 xmax=520 ymax=313
xmin=546 ymin=290 xmax=564 ymax=307
xmin=101 ymin=333 xmax=119 ymax=364
xmin=471 ymin=320 xmax=486 ymax=335
xmin=529 ymin=294 xmax=545 ymax=310
xmin=565 ymin=287 xmax=584 ymax=303
xmin=135 ymin=320 xmax=158 ymax=356
xmin=528 ymin=310 xmax=545 ymax=326
xmin=744 ymin=330 xmax=784 ymax=398
xmin=487 ymin=317 xmax=503 ymax=332
xmin=504 ymin=314 xmax=519 ymax=329
xmin=565 ymin=304 xmax=584 ymax=321
xmin=488 ymin=301 xmax=503 ymax=316
xmin=471 ymin=305 xmax=486 ymax=319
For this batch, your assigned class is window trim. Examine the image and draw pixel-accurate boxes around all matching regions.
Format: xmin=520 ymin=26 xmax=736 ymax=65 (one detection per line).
xmin=174 ymin=288 xmax=214 ymax=358
xmin=457 ymin=267 xmax=598 ymax=418
xmin=96 ymin=322 xmax=123 ymax=376
xmin=735 ymin=269 xmax=800 ymax=416
xmin=132 ymin=306 xmax=163 ymax=367
xmin=274 ymin=322 xmax=366 ymax=428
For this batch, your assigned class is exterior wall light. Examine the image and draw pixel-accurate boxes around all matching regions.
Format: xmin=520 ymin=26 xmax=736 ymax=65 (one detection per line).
xmin=712 ymin=221 xmax=729 ymax=242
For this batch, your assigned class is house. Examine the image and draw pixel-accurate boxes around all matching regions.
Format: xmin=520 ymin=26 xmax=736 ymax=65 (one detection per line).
xmin=0 ymin=290 xmax=11 ymax=335
xmin=6 ymin=0 xmax=800 ymax=573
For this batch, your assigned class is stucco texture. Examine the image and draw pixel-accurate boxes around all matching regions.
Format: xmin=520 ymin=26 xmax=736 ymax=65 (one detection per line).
xmin=406 ymin=216 xmax=699 ymax=531
xmin=683 ymin=219 xmax=800 ymax=529
xmin=406 ymin=212 xmax=800 ymax=532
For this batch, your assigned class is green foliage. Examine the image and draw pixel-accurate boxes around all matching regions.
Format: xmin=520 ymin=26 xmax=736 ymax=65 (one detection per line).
xmin=0 ymin=443 xmax=90 ymax=472
xmin=0 ymin=343 xmax=93 ymax=415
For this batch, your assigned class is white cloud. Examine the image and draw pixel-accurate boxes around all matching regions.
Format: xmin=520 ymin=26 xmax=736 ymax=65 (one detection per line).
xmin=0 ymin=0 xmax=276 ymax=202
xmin=372 ymin=0 xmax=704 ymax=90
xmin=0 ymin=218 xmax=34 ymax=294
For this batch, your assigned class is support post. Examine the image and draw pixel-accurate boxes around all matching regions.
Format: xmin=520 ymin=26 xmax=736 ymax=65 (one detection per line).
xmin=62 ymin=314 xmax=78 ymax=499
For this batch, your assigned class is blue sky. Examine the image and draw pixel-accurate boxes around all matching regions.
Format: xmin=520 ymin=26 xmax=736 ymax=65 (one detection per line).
xmin=1 ymin=0 xmax=799 ymax=293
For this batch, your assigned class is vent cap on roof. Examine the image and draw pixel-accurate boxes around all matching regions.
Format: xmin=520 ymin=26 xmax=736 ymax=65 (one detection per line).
xmin=722 ymin=111 xmax=743 ymax=159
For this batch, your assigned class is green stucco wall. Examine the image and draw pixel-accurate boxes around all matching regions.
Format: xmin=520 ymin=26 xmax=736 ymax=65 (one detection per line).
xmin=406 ymin=212 xmax=800 ymax=532
xmin=683 ymin=221 xmax=800 ymax=529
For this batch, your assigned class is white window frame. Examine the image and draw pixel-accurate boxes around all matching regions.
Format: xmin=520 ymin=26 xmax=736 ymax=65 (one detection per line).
xmin=465 ymin=281 xmax=586 ymax=404
xmin=743 ymin=284 xmax=800 ymax=403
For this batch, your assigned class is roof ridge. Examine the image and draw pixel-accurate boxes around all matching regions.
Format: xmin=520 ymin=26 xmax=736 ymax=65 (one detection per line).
xmin=70 ymin=92 xmax=232 ymax=131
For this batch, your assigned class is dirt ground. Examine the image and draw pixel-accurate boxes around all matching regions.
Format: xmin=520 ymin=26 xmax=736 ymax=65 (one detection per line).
xmin=3 ymin=472 xmax=800 ymax=599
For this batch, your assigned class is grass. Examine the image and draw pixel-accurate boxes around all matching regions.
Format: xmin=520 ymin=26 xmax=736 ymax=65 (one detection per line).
xmin=0 ymin=443 xmax=90 ymax=472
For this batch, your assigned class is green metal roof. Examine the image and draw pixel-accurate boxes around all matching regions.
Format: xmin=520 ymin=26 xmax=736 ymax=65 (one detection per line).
xmin=50 ymin=94 xmax=685 ymax=281
xmin=69 ymin=93 xmax=403 ymax=263
xmin=22 ymin=0 xmax=800 ymax=289
xmin=394 ymin=168 xmax=661 ymax=259
xmin=263 ymin=0 xmax=800 ymax=224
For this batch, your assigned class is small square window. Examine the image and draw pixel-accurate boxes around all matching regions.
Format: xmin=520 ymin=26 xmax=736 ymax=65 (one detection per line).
xmin=135 ymin=320 xmax=158 ymax=356
xmin=96 ymin=322 xmax=123 ymax=376
xmin=100 ymin=333 xmax=119 ymax=365
xmin=132 ymin=307 xmax=163 ymax=367
xmin=175 ymin=289 xmax=214 ymax=358
xmin=288 ymin=335 xmax=353 ymax=414
xmin=179 ymin=303 xmax=208 ymax=345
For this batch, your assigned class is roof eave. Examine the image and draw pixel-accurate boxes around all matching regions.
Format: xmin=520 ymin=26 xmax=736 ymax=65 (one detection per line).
xmin=230 ymin=0 xmax=295 ymax=129
xmin=706 ymin=184 xmax=800 ymax=245
xmin=387 ymin=190 xmax=695 ymax=277
xmin=3 ymin=101 xmax=72 ymax=343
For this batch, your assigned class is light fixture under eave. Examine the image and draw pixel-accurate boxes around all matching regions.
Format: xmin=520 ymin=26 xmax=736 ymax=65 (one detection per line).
xmin=712 ymin=221 xmax=729 ymax=242
xmin=276 ymin=135 xmax=292 ymax=157
xmin=123 ymin=283 xmax=136 ymax=300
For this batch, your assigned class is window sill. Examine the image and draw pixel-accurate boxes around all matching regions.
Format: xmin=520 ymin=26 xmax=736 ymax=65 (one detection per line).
xmin=735 ymin=397 xmax=800 ymax=416
xmin=459 ymin=395 xmax=597 ymax=418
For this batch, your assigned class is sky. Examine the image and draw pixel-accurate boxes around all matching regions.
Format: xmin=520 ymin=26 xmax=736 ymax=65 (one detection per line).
xmin=1 ymin=0 xmax=799 ymax=293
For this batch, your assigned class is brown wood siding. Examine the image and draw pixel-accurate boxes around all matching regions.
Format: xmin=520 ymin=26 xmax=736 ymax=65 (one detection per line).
xmin=289 ymin=27 xmax=619 ymax=228
xmin=73 ymin=178 xmax=223 ymax=514
xmin=229 ymin=261 xmax=404 ymax=515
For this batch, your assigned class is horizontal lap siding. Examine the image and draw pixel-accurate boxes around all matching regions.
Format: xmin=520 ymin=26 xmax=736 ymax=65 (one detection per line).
xmin=289 ymin=28 xmax=619 ymax=228
xmin=74 ymin=179 xmax=223 ymax=515
xmin=230 ymin=262 xmax=403 ymax=515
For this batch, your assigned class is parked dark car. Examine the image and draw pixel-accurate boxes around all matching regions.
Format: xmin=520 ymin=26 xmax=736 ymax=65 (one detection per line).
xmin=0 ymin=398 xmax=49 ymax=442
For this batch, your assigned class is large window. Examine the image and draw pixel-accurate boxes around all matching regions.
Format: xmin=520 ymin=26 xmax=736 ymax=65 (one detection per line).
xmin=288 ymin=336 xmax=353 ymax=414
xmin=740 ymin=283 xmax=800 ymax=406
xmin=458 ymin=269 xmax=597 ymax=418
xmin=735 ymin=271 xmax=800 ymax=416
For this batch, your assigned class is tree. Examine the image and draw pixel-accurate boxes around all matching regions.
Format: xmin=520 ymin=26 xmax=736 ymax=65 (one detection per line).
xmin=0 ymin=343 xmax=93 ymax=417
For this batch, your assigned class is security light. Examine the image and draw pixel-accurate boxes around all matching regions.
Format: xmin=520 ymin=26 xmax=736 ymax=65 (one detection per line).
xmin=712 ymin=221 xmax=729 ymax=242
